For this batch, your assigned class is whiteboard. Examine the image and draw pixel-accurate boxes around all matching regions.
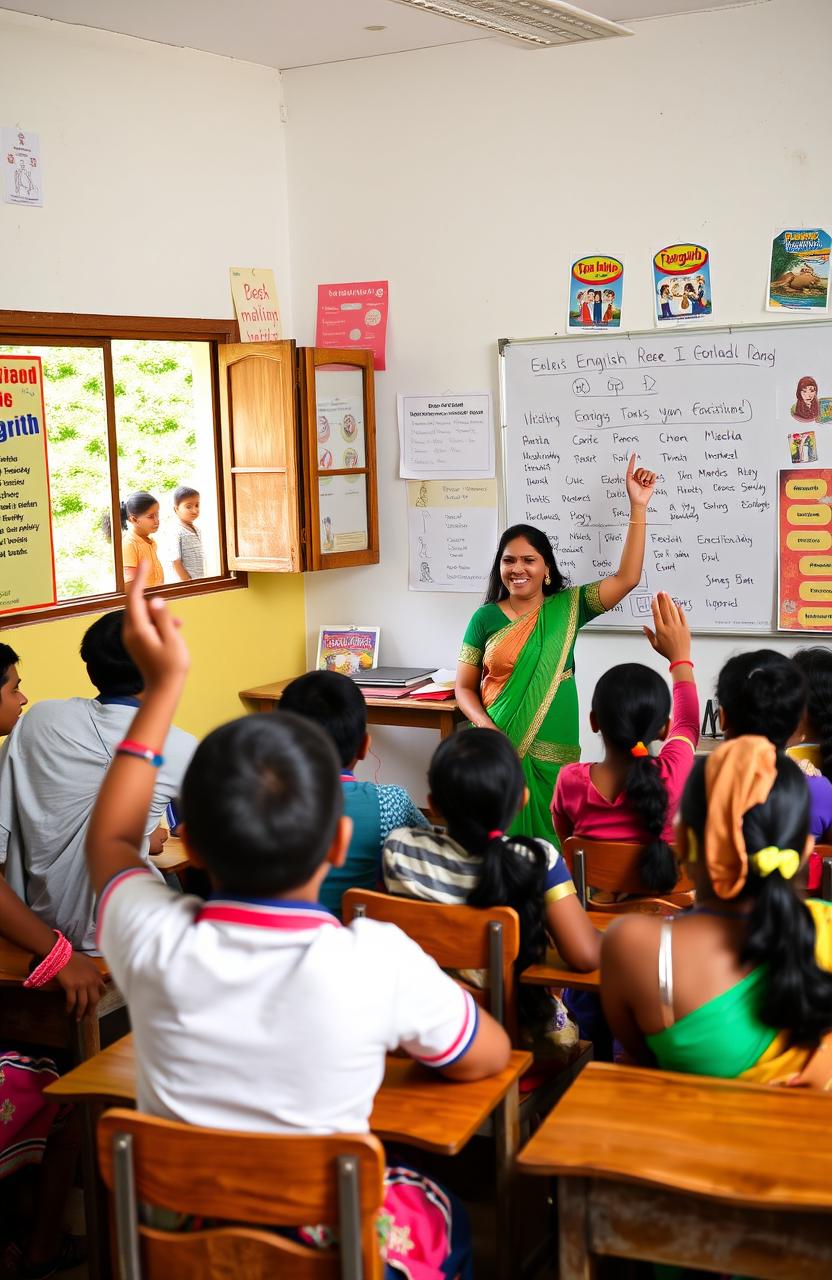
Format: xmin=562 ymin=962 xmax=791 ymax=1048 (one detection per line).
xmin=500 ymin=323 xmax=832 ymax=634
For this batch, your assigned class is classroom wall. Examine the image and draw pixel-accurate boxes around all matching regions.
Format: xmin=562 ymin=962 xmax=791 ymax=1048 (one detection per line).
xmin=0 ymin=11 xmax=307 ymax=738
xmin=283 ymin=0 xmax=832 ymax=800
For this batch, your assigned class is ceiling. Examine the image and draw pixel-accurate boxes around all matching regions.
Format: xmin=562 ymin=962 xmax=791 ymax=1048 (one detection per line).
xmin=1 ymin=0 xmax=767 ymax=69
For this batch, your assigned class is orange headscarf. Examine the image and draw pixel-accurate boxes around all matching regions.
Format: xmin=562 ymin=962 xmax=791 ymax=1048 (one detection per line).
xmin=703 ymin=736 xmax=777 ymax=899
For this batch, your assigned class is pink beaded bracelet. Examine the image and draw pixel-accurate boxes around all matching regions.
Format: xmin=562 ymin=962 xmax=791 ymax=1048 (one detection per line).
xmin=23 ymin=931 xmax=73 ymax=988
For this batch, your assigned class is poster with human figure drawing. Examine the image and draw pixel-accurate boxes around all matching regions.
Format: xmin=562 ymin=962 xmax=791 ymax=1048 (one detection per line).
xmin=407 ymin=480 xmax=496 ymax=593
xmin=652 ymin=243 xmax=712 ymax=325
xmin=567 ymin=255 xmax=624 ymax=333
xmin=2 ymin=128 xmax=42 ymax=207
xmin=768 ymin=229 xmax=831 ymax=313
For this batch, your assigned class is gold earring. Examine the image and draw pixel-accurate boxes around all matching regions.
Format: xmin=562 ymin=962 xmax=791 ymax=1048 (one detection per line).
xmin=544 ymin=574 xmax=551 ymax=586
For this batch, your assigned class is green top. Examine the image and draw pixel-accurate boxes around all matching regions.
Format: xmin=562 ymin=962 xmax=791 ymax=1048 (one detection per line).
xmin=646 ymin=964 xmax=777 ymax=1078
xmin=459 ymin=586 xmax=604 ymax=671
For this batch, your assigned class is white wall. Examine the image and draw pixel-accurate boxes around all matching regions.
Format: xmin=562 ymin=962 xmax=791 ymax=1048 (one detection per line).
xmin=0 ymin=10 xmax=292 ymax=325
xmin=283 ymin=0 xmax=832 ymax=801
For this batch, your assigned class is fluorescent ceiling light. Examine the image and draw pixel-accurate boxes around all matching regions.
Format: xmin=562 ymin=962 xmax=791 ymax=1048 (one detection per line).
xmin=386 ymin=0 xmax=632 ymax=46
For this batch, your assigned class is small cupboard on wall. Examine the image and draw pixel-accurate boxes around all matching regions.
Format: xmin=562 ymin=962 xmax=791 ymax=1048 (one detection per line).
xmin=218 ymin=342 xmax=379 ymax=573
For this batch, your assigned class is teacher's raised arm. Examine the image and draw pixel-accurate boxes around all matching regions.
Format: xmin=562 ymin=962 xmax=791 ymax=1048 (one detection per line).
xmin=455 ymin=454 xmax=656 ymax=840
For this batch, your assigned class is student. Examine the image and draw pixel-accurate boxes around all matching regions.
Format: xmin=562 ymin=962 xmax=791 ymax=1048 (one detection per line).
xmin=86 ymin=566 xmax=510 ymax=1278
xmin=118 ymin=491 xmax=164 ymax=587
xmin=384 ymin=728 xmax=600 ymax=1058
xmin=791 ymin=647 xmax=832 ymax=891
xmin=0 ymin=610 xmax=195 ymax=952
xmin=0 ymin=644 xmax=104 ymax=1279
xmin=552 ymin=593 xmax=699 ymax=895
xmin=170 ymin=485 xmax=204 ymax=582
xmin=601 ymin=737 xmax=832 ymax=1085
xmin=279 ymin=670 xmax=429 ymax=917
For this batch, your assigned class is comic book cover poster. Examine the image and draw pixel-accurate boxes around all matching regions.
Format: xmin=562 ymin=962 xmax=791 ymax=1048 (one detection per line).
xmin=768 ymin=228 xmax=831 ymax=312
xmin=315 ymin=626 xmax=380 ymax=674
xmin=567 ymin=255 xmax=624 ymax=333
xmin=652 ymin=243 xmax=712 ymax=325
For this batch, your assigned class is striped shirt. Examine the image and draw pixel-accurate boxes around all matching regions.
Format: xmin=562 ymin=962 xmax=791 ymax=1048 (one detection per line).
xmin=173 ymin=522 xmax=204 ymax=579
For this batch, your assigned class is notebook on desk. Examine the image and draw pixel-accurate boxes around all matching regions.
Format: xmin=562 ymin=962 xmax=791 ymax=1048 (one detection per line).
xmin=350 ymin=667 xmax=433 ymax=688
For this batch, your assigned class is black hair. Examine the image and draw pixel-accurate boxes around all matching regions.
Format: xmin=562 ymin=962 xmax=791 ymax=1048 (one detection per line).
xmin=717 ymin=650 xmax=806 ymax=749
xmin=428 ymin=730 xmax=552 ymax=1031
xmin=484 ymin=525 xmax=564 ymax=605
xmin=101 ymin=491 xmax=159 ymax=542
xmin=681 ymin=752 xmax=832 ymax=1045
xmin=173 ymin=486 xmax=200 ymax=506
xmin=591 ymin=664 xmax=677 ymax=893
xmin=180 ymin=711 xmax=342 ymax=895
xmin=793 ymin=648 xmax=832 ymax=782
xmin=79 ymin=610 xmax=142 ymax=696
xmin=0 ymin=643 xmax=19 ymax=688
xmin=279 ymin=671 xmax=367 ymax=768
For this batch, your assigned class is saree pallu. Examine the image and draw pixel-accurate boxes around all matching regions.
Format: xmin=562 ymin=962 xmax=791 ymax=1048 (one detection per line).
xmin=460 ymin=584 xmax=605 ymax=841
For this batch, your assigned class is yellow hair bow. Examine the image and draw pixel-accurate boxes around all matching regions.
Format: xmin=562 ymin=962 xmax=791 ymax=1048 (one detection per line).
xmin=749 ymin=846 xmax=800 ymax=880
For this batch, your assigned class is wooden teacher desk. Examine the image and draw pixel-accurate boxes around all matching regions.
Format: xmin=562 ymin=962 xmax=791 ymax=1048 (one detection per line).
xmin=240 ymin=677 xmax=465 ymax=741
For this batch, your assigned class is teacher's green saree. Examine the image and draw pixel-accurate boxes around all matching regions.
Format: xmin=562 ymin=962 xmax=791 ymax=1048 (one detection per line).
xmin=459 ymin=583 xmax=606 ymax=841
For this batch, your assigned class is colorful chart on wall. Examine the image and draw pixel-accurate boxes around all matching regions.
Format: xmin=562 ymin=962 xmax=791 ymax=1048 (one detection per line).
xmin=316 ymin=281 xmax=388 ymax=371
xmin=768 ymin=229 xmax=831 ymax=313
xmin=567 ymin=254 xmax=624 ymax=334
xmin=778 ymin=469 xmax=832 ymax=632
xmin=0 ymin=355 xmax=56 ymax=614
xmin=652 ymin=243 xmax=713 ymax=326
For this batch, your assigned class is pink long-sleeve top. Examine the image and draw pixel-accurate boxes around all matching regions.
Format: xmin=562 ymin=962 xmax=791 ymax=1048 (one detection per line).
xmin=551 ymin=680 xmax=700 ymax=844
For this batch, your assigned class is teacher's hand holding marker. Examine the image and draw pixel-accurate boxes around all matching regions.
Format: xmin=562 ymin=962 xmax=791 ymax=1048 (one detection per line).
xmin=455 ymin=452 xmax=657 ymax=841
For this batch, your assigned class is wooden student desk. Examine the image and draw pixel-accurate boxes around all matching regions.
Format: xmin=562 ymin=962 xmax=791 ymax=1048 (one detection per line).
xmin=517 ymin=1060 xmax=832 ymax=1280
xmin=519 ymin=910 xmax=618 ymax=993
xmin=240 ymin=677 xmax=465 ymax=741
xmin=47 ymin=1035 xmax=531 ymax=1280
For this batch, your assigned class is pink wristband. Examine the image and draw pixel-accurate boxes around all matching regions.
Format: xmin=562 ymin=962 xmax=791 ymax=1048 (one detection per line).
xmin=669 ymin=660 xmax=694 ymax=672
xmin=23 ymin=931 xmax=73 ymax=988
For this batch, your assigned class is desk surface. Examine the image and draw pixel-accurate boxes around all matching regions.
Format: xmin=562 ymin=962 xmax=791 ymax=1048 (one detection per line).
xmin=46 ymin=1035 xmax=531 ymax=1157
xmin=520 ymin=912 xmax=618 ymax=992
xmin=0 ymin=937 xmax=109 ymax=988
xmin=240 ymin=677 xmax=461 ymax=717
xmin=516 ymin=1061 xmax=832 ymax=1210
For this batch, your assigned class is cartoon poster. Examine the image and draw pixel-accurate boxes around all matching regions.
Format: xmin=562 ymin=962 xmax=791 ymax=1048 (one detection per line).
xmin=316 ymin=281 xmax=388 ymax=371
xmin=229 ymin=268 xmax=282 ymax=342
xmin=2 ymin=127 xmax=42 ymax=208
xmin=778 ymin=468 xmax=832 ymax=631
xmin=789 ymin=430 xmax=818 ymax=464
xmin=768 ymin=228 xmax=831 ymax=313
xmin=786 ymin=372 xmax=832 ymax=426
xmin=567 ymin=255 xmax=624 ymax=333
xmin=0 ymin=355 xmax=56 ymax=614
xmin=652 ymin=243 xmax=712 ymax=325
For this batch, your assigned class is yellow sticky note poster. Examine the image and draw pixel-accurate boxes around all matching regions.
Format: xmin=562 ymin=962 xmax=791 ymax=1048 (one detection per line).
xmin=229 ymin=267 xmax=282 ymax=342
xmin=0 ymin=356 xmax=56 ymax=614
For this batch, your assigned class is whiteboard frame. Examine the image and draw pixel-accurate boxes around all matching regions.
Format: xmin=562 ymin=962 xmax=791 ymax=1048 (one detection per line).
xmin=497 ymin=319 xmax=832 ymax=638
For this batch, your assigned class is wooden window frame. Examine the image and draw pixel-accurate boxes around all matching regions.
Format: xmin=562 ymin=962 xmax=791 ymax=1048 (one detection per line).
xmin=0 ymin=310 xmax=246 ymax=629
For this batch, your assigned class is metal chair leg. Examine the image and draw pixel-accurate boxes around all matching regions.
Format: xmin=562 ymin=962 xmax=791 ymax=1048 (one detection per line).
xmin=112 ymin=1132 xmax=142 ymax=1280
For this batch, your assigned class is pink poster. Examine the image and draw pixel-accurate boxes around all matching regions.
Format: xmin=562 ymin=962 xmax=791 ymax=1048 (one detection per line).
xmin=316 ymin=280 xmax=388 ymax=371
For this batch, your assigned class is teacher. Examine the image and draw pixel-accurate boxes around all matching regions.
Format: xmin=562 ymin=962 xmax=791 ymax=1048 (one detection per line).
xmin=455 ymin=454 xmax=657 ymax=840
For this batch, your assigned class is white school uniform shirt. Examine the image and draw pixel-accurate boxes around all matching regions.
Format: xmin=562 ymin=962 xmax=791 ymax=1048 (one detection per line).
xmin=98 ymin=870 xmax=479 ymax=1134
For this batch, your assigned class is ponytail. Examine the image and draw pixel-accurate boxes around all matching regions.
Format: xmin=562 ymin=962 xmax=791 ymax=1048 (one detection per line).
xmin=592 ymin=664 xmax=677 ymax=893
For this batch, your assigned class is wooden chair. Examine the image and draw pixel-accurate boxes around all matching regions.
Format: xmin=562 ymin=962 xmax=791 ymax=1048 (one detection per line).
xmin=342 ymin=888 xmax=521 ymax=1043
xmin=816 ymin=844 xmax=832 ymax=900
xmin=97 ymin=1108 xmax=385 ymax=1280
xmin=561 ymin=836 xmax=694 ymax=913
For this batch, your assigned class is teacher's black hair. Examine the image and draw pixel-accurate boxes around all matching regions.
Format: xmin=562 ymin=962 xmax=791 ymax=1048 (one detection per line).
xmin=591 ymin=663 xmax=678 ymax=893
xmin=279 ymin=670 xmax=367 ymax=768
xmin=717 ymin=650 xmax=805 ymax=750
xmin=428 ymin=729 xmax=553 ymax=1034
xmin=0 ymin=644 xmax=19 ymax=689
xmin=484 ymin=524 xmax=564 ymax=604
xmin=681 ymin=752 xmax=832 ymax=1045
xmin=181 ymin=711 xmax=343 ymax=895
xmin=793 ymin=648 xmax=832 ymax=784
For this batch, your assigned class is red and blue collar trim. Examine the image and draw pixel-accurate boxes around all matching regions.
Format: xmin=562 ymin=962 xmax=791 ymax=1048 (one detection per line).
xmin=196 ymin=895 xmax=341 ymax=931
xmin=340 ymin=771 xmax=356 ymax=782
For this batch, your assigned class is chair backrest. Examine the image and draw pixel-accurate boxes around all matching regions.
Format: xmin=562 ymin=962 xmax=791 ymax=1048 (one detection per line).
xmin=562 ymin=836 xmax=694 ymax=911
xmin=97 ymin=1108 xmax=385 ymax=1280
xmin=816 ymin=844 xmax=832 ymax=901
xmin=342 ymin=889 xmax=521 ymax=1043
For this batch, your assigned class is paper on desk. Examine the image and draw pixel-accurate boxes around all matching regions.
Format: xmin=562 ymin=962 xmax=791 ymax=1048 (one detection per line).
xmin=430 ymin=668 xmax=456 ymax=687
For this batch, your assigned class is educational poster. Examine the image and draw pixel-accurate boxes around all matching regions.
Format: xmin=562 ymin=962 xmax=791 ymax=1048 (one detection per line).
xmin=0 ymin=355 xmax=57 ymax=614
xmin=567 ymin=255 xmax=624 ymax=333
xmin=652 ymin=243 xmax=712 ymax=325
xmin=2 ymin=128 xmax=42 ymax=207
xmin=407 ymin=479 xmax=497 ymax=593
xmin=229 ymin=268 xmax=282 ymax=342
xmin=319 ymin=474 xmax=368 ymax=553
xmin=768 ymin=229 xmax=831 ymax=313
xmin=778 ymin=469 xmax=832 ymax=632
xmin=397 ymin=393 xmax=494 ymax=479
xmin=316 ymin=626 xmax=379 ymax=673
xmin=316 ymin=368 xmax=365 ymax=471
xmin=316 ymin=281 xmax=389 ymax=371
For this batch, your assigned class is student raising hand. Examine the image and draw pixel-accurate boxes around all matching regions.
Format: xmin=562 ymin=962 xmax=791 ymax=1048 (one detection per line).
xmin=642 ymin=592 xmax=695 ymax=682
xmin=122 ymin=560 xmax=190 ymax=691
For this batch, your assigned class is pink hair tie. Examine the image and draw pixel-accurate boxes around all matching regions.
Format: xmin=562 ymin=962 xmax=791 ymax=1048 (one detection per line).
xmin=23 ymin=931 xmax=72 ymax=989
xmin=487 ymin=829 xmax=504 ymax=840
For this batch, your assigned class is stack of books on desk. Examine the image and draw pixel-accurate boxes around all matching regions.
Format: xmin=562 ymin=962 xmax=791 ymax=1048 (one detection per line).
xmin=351 ymin=667 xmax=434 ymax=698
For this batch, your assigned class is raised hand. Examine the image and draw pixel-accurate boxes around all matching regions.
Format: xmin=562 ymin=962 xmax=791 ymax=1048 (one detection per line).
xmin=122 ymin=561 xmax=190 ymax=692
xmin=643 ymin=591 xmax=691 ymax=665
xmin=625 ymin=453 xmax=657 ymax=509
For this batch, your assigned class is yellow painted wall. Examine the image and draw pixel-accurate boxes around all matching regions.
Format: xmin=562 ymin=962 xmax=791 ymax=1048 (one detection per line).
xmin=2 ymin=574 xmax=306 ymax=740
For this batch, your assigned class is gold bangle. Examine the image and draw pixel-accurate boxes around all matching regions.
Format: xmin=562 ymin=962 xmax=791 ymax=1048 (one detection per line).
xmin=628 ymin=519 xmax=647 ymax=526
